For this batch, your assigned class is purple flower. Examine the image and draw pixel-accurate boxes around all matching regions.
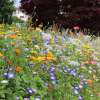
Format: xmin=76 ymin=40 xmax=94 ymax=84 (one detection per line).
xmin=4 ymin=72 xmax=15 ymax=79
xmin=49 ymin=67 xmax=55 ymax=72
xmin=26 ymin=88 xmax=36 ymax=94
xmin=50 ymin=76 xmax=56 ymax=81
xmin=54 ymin=36 xmax=58 ymax=43
xmin=7 ymin=73 xmax=15 ymax=79
xmin=49 ymin=67 xmax=56 ymax=82
xmin=34 ymin=96 xmax=41 ymax=100
xmin=63 ymin=66 xmax=68 ymax=72
xmin=4 ymin=72 xmax=8 ymax=76
xmin=72 ymin=85 xmax=81 ymax=95
xmin=44 ymin=40 xmax=50 ymax=45
xmin=50 ymin=72 xmax=54 ymax=76
xmin=67 ymin=68 xmax=71 ymax=73
xmin=69 ymin=70 xmax=77 ymax=76
xmin=74 ymin=86 xmax=80 ymax=90
xmin=78 ymin=95 xmax=84 ymax=100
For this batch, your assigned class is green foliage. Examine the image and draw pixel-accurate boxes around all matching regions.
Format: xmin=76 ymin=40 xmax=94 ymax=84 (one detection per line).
xmin=0 ymin=0 xmax=15 ymax=24
xmin=12 ymin=16 xmax=24 ymax=23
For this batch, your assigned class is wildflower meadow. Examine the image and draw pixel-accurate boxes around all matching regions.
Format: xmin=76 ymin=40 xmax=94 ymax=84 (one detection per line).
xmin=0 ymin=24 xmax=100 ymax=100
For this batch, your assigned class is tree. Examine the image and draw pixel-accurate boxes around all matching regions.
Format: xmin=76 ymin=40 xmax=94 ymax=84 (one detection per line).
xmin=0 ymin=0 xmax=15 ymax=24
xmin=20 ymin=0 xmax=100 ymax=31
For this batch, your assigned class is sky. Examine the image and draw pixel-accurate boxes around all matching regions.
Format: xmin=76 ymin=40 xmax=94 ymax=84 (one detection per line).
xmin=15 ymin=0 xmax=20 ymax=7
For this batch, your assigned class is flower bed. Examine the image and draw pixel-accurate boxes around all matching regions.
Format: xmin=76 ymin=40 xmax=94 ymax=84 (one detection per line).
xmin=0 ymin=24 xmax=100 ymax=100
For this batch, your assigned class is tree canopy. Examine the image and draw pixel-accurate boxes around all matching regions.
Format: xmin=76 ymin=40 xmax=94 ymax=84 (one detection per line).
xmin=0 ymin=0 xmax=15 ymax=24
xmin=20 ymin=0 xmax=100 ymax=31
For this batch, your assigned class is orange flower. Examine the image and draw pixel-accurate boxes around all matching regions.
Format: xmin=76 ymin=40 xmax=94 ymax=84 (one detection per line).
xmin=15 ymin=48 xmax=21 ymax=55
xmin=9 ymin=34 xmax=17 ymax=39
xmin=0 ymin=52 xmax=3 ymax=57
xmin=15 ymin=66 xmax=22 ymax=73
xmin=45 ymin=57 xmax=56 ymax=60
xmin=87 ymin=79 xmax=93 ymax=85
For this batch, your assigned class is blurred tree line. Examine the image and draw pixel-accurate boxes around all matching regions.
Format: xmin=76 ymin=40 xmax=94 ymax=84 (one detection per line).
xmin=0 ymin=0 xmax=15 ymax=24
xmin=20 ymin=0 xmax=100 ymax=32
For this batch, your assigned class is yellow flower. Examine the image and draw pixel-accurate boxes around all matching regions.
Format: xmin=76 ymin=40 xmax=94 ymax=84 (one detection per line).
xmin=29 ymin=56 xmax=44 ymax=61
xmin=29 ymin=56 xmax=55 ymax=61
xmin=29 ymin=52 xmax=56 ymax=61
xmin=0 ymin=52 xmax=3 ymax=57
xmin=82 ymin=44 xmax=90 ymax=49
xmin=29 ymin=56 xmax=37 ymax=60
xmin=47 ymin=51 xmax=54 ymax=58
xmin=38 ymin=24 xmax=43 ymax=28
xmin=37 ymin=57 xmax=45 ymax=61
xmin=45 ymin=52 xmax=56 ymax=60
xmin=36 ymin=27 xmax=42 ymax=32
xmin=0 ymin=32 xmax=5 ymax=34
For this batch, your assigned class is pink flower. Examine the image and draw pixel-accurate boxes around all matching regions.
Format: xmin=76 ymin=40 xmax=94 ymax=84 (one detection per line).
xmin=90 ymin=60 xmax=97 ymax=65
xmin=24 ymin=98 xmax=29 ymax=100
xmin=73 ymin=26 xmax=80 ymax=30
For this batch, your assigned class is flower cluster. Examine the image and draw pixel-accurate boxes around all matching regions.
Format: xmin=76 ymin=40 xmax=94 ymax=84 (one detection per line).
xmin=0 ymin=24 xmax=99 ymax=100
